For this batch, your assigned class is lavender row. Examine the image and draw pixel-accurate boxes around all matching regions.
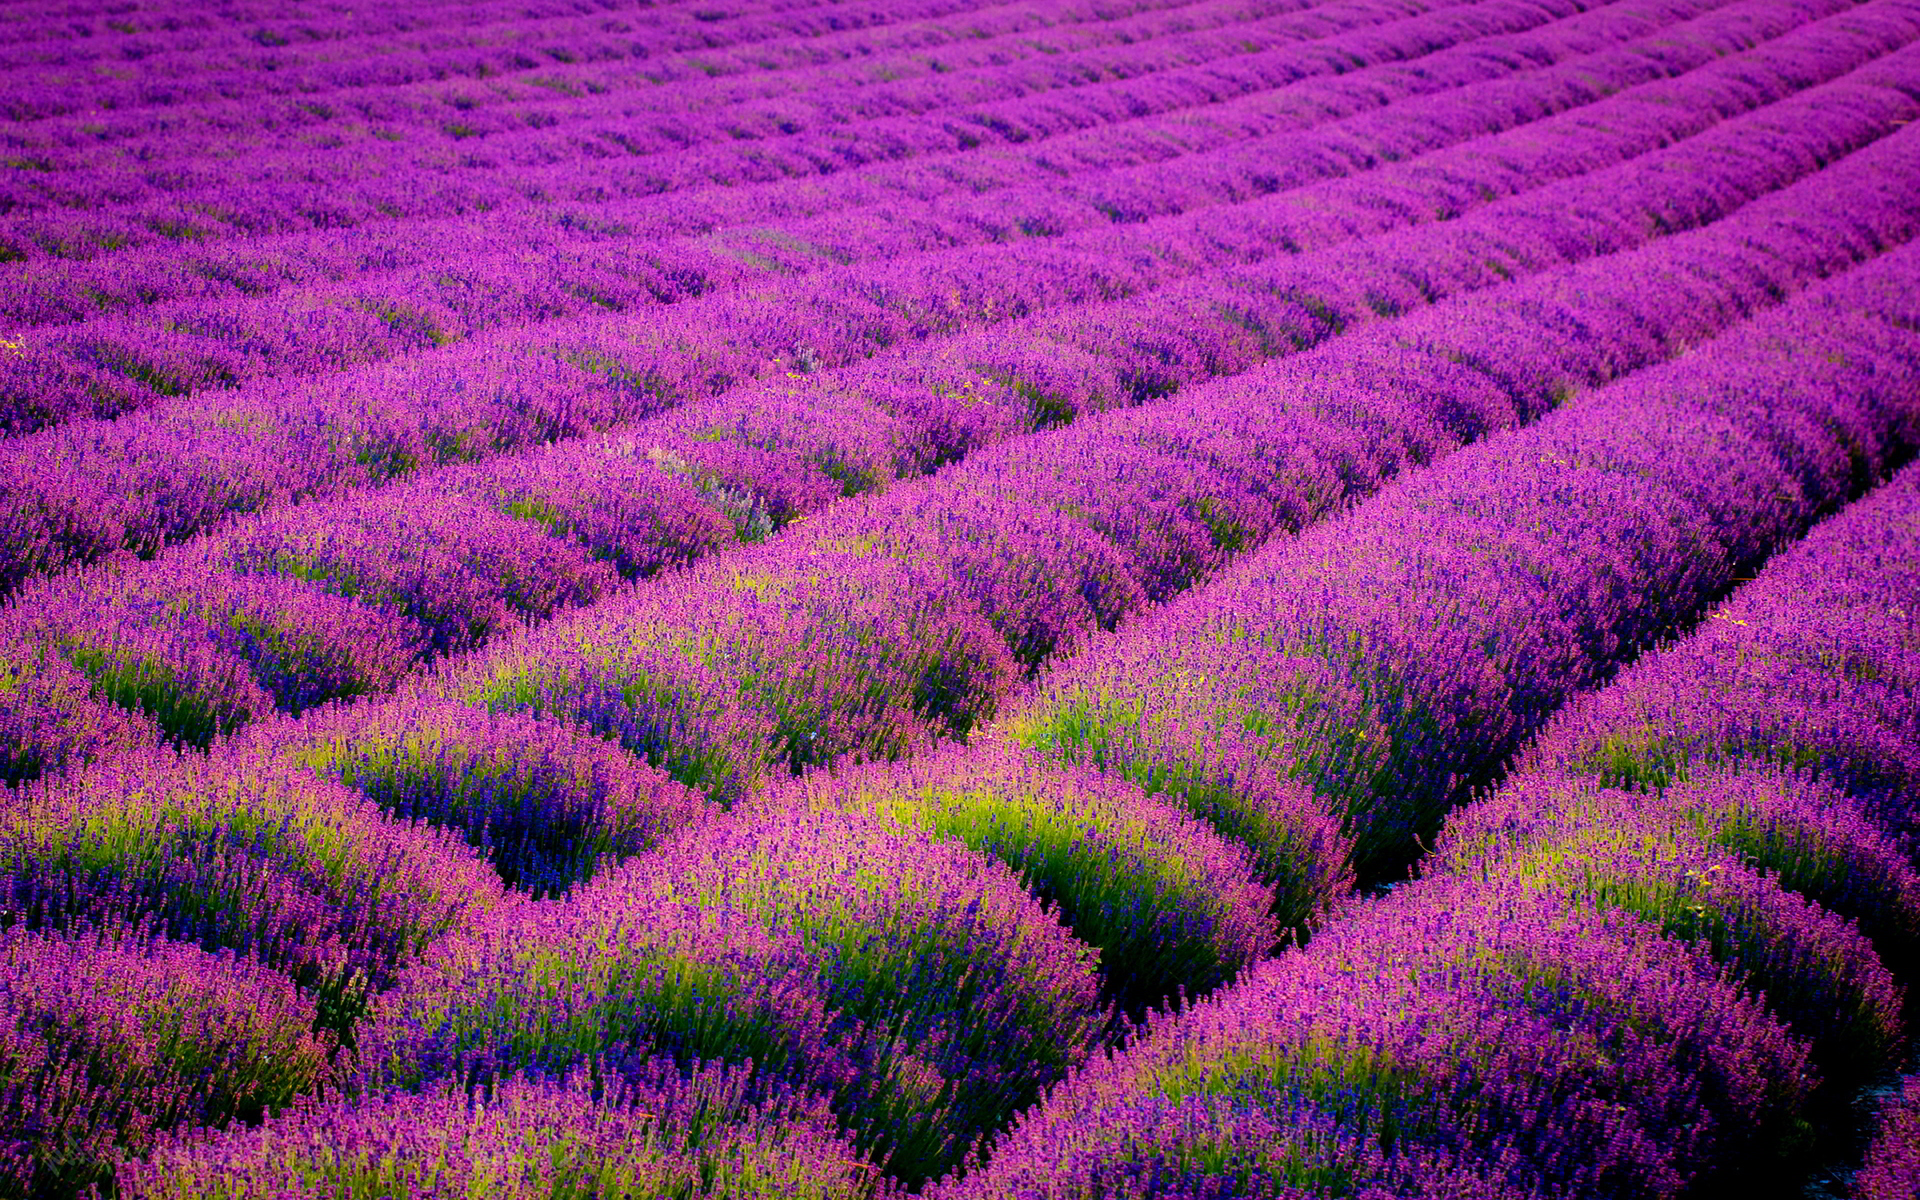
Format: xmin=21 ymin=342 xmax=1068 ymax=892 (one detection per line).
xmin=0 ymin=711 xmax=1110 ymax=1186
xmin=237 ymin=696 xmax=714 ymax=899
xmin=0 ymin=746 xmax=504 ymax=1186
xmin=0 ymin=0 xmax=1587 ymax=452
xmin=0 ymin=744 xmax=508 ymax=1033
xmin=0 ymin=0 xmax=1049 ymax=120
xmin=0 ymin=923 xmax=333 ymax=1198
xmin=1434 ymin=773 xmax=1913 ymax=1076
xmin=1417 ymin=461 xmax=1920 ymax=1183
xmin=0 ymin=0 xmax=1491 ymax=255
xmin=412 ymin=128 xmax=1920 ymax=962
xmin=6 ymin=24 xmax=1909 ymax=609
xmin=950 ymin=870 xmax=1824 ymax=1198
xmin=941 ymin=261 xmax=1920 ymax=1200
xmin=5 ymin=86 xmax=1883 ymax=1190
xmin=1007 ymin=227 xmax=1920 ymax=892
xmin=0 ymin=0 xmax=1739 ymax=444
xmin=2 ymin=59 xmax=1905 ymax=799
xmin=120 ymin=1063 xmax=891 ymax=1200
xmin=2 ymin=0 xmax=1331 ymax=176
xmin=2 ymin=0 xmax=1772 ymax=327
xmin=5 ymin=71 xmax=1909 ymax=780
xmin=3 ymin=0 xmax=1860 ymax=430
xmin=15 ymin=74 xmax=1920 ymax=1198
xmin=1511 ymin=446 xmax=1920 ymax=842
xmin=1446 ymin=421 xmax=1920 ymax=1026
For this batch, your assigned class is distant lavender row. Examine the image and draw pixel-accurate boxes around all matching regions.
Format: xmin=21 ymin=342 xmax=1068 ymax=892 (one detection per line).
xmin=5 ymin=27 xmax=1910 ymax=609
xmin=0 ymin=0 xmax=1053 ymax=119
xmin=946 ymin=270 xmax=1920 ymax=1200
xmin=0 ymin=0 xmax=888 ymax=64
xmin=0 ymin=0 xmax=1789 ymax=522
xmin=0 ymin=0 xmax=880 ymax=54
xmin=0 ymin=0 xmax=1612 ymax=403
xmin=0 ymin=0 xmax=1277 ymax=123
xmin=0 ymin=0 xmax=1676 ymax=396
xmin=4 ymin=0 xmax=1782 ymax=328
xmin=7 ymin=0 xmax=1881 ymax=454
xmin=0 ymin=0 xmax=1494 ymax=258
xmin=0 ymin=0 xmax=1408 ymax=242
xmin=0 ymin=0 xmax=1345 ymax=185
xmin=1 ymin=0 xmax=1307 ymax=145
xmin=1 ymin=0 xmax=1773 ymax=360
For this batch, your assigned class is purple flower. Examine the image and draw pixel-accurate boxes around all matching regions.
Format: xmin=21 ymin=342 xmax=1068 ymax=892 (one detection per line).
xmin=121 ymin=1059 xmax=890 ymax=1200
xmin=0 ymin=923 xmax=331 ymax=1196
xmin=249 ymin=696 xmax=713 ymax=896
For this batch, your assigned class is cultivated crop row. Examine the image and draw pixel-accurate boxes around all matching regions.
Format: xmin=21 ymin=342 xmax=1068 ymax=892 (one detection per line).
xmin=1 ymin=0 xmax=1496 ymax=254
xmin=6 ymin=0 xmax=1811 ymax=337
xmin=6 ymin=47 xmax=1915 ymax=796
xmin=4 ymin=0 xmax=1918 ymax=1195
xmin=4 ymin=0 xmax=1791 ymax=428
xmin=29 ymin=221 xmax=1907 ymax=1200
xmin=4 ymin=9 xmax=1914 ymax=591
xmin=952 ymin=247 xmax=1920 ymax=1197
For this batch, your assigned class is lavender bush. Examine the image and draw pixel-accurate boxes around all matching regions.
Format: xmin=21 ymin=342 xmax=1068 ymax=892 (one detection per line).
xmin=120 ymin=1060 xmax=890 ymax=1200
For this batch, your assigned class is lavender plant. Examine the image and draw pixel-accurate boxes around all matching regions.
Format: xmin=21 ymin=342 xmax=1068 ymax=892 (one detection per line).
xmin=0 ymin=924 xmax=331 ymax=1197
xmin=779 ymin=741 xmax=1288 ymax=1012
xmin=249 ymin=697 xmax=713 ymax=896
xmin=120 ymin=1061 xmax=891 ymax=1200
xmin=0 ymin=750 xmax=503 ymax=1036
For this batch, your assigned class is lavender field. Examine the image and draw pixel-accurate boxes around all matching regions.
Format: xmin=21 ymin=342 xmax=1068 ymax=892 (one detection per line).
xmin=0 ymin=0 xmax=1917 ymax=1193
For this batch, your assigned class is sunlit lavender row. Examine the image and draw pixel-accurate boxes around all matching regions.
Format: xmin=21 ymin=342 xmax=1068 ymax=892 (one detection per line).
xmin=2 ymin=0 xmax=1917 ymax=1194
